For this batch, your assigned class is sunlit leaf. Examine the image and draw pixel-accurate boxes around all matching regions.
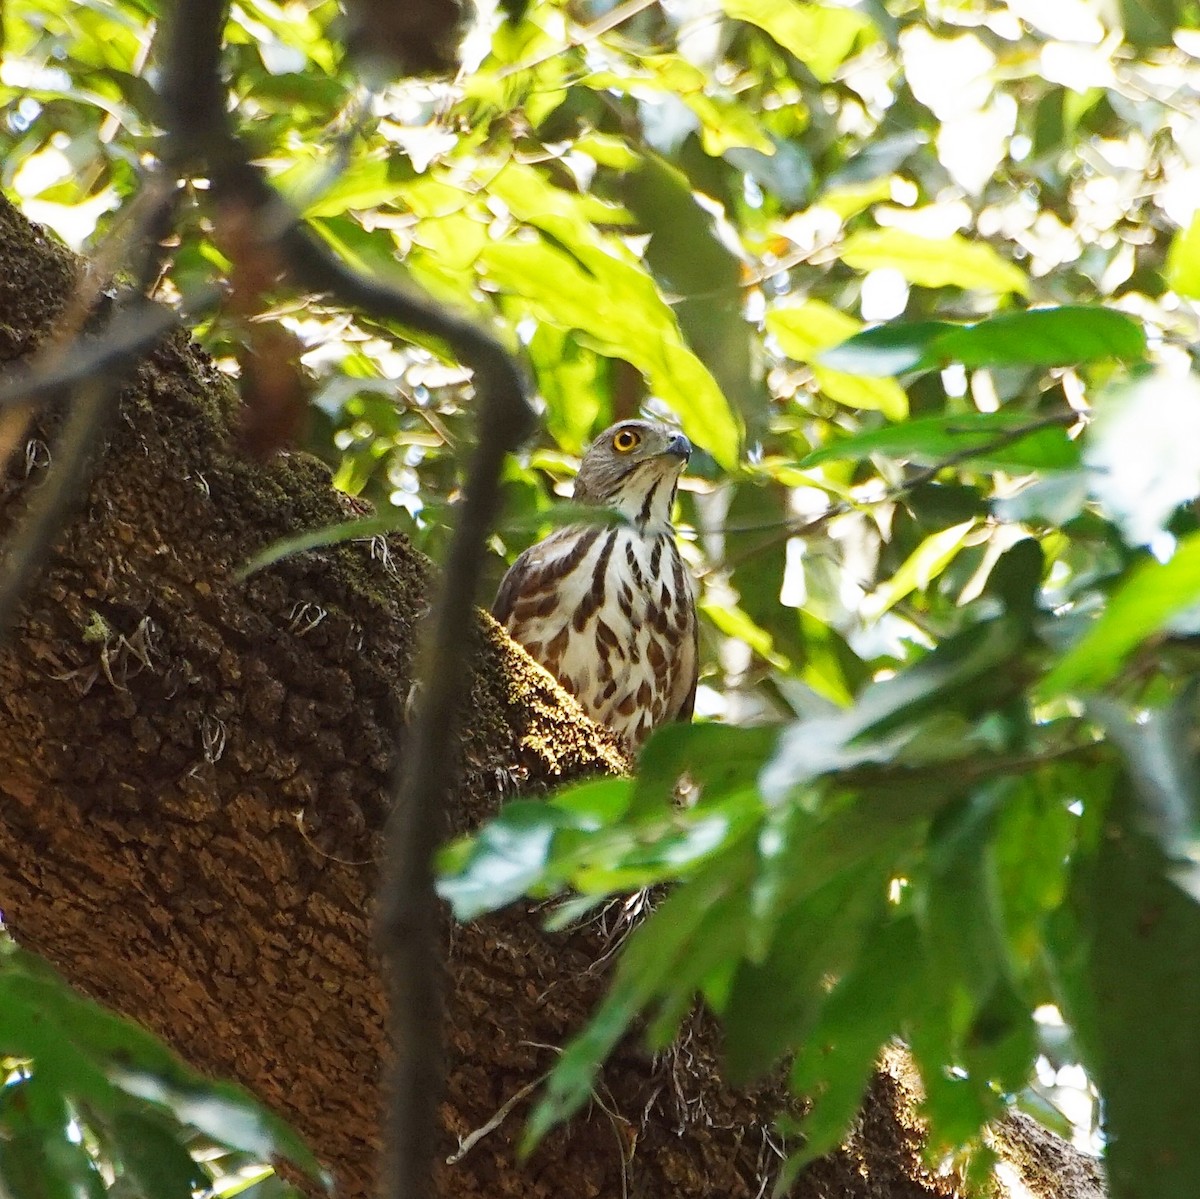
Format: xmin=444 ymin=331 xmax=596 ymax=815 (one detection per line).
xmin=701 ymin=596 xmax=790 ymax=668
xmin=1166 ymin=212 xmax=1200 ymax=299
xmin=862 ymin=520 xmax=976 ymax=619
xmin=840 ymin=230 xmax=1029 ymax=295
xmin=479 ymin=227 xmax=742 ymax=467
xmin=622 ymin=154 xmax=766 ymax=430
xmin=581 ymin=57 xmax=775 ymax=155
xmin=275 ymin=155 xmax=416 ymax=218
xmin=720 ymin=0 xmax=877 ymax=83
xmin=768 ymin=300 xmax=908 ymax=418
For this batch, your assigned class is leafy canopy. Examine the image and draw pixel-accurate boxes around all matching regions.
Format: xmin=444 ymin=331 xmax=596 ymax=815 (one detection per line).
xmin=7 ymin=0 xmax=1200 ymax=1195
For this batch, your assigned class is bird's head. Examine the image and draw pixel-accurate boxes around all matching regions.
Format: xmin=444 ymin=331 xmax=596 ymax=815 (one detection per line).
xmin=573 ymin=419 xmax=692 ymax=528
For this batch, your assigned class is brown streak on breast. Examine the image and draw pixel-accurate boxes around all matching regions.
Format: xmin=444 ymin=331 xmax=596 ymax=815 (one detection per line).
xmin=542 ymin=625 xmax=569 ymax=672
xmin=650 ymin=536 xmax=663 ymax=578
xmin=624 ymin=540 xmax=645 ymax=588
xmin=572 ymin=530 xmax=617 ymax=633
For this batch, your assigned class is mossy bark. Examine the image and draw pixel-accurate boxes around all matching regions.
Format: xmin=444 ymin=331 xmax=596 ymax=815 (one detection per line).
xmin=0 ymin=193 xmax=1098 ymax=1199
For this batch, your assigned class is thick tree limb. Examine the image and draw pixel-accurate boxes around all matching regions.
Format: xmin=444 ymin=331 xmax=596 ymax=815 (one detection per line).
xmin=0 ymin=194 xmax=1106 ymax=1199
xmin=154 ymin=4 xmax=536 ymax=1193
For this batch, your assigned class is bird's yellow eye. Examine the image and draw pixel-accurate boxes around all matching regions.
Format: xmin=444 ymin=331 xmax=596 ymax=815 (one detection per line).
xmin=613 ymin=428 xmax=641 ymax=453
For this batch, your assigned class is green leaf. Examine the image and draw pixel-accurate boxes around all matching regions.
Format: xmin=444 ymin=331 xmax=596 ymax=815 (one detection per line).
xmin=839 ymin=230 xmax=1029 ymax=295
xmin=642 ymin=55 xmax=776 ymax=155
xmin=823 ymin=307 xmax=1144 ymax=376
xmin=0 ymin=1077 xmax=104 ymax=1199
xmin=275 ymin=155 xmax=417 ymax=218
xmin=1074 ymin=787 xmax=1200 ymax=1199
xmin=621 ymin=155 xmax=740 ymax=300
xmin=575 ymin=59 xmax=774 ymax=154
xmin=632 ymin=722 xmax=780 ymax=817
xmin=0 ymin=1128 xmax=105 ymax=1199
xmin=1166 ymin=213 xmax=1200 ymax=299
xmin=724 ymin=481 xmax=803 ymax=665
xmin=992 ymin=767 xmax=1079 ymax=966
xmin=1117 ymin=0 xmax=1190 ymax=47
xmin=1041 ymin=530 xmax=1200 ymax=696
xmin=923 ymin=789 xmax=1036 ymax=1094
xmin=523 ymin=847 xmax=757 ymax=1150
xmin=700 ymin=597 xmax=790 ymax=669
xmin=861 ymin=520 xmax=976 ymax=620
xmin=108 ymin=1073 xmax=323 ymax=1178
xmin=1091 ymin=695 xmax=1200 ymax=898
xmin=720 ymin=0 xmax=877 ymax=82
xmin=110 ymin=1110 xmax=211 ymax=1199
xmin=768 ymin=300 xmax=908 ymax=418
xmin=854 ymin=617 xmax=1027 ymax=741
xmin=797 ymin=609 xmax=867 ymax=706
xmin=0 ymin=947 xmax=325 ymax=1187
xmin=818 ymin=320 xmax=956 ymax=375
xmin=801 ymin=410 xmax=1079 ymax=472
xmin=237 ymin=514 xmax=401 ymax=579
xmin=762 ymin=617 xmax=1026 ymax=800
xmin=723 ymin=862 xmax=886 ymax=1083
xmin=785 ymin=916 xmax=922 ymax=1173
xmin=935 ymin=307 xmax=1145 ymax=368
xmin=815 ymin=177 xmax=894 ymax=220
xmin=622 ymin=155 xmax=767 ymax=432
xmin=478 ymin=225 xmax=741 ymax=468
xmin=436 ymin=800 xmax=588 ymax=920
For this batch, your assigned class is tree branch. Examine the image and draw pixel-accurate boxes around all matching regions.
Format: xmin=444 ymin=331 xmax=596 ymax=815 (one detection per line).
xmin=154 ymin=5 xmax=536 ymax=1195
xmin=0 ymin=180 xmax=180 ymax=639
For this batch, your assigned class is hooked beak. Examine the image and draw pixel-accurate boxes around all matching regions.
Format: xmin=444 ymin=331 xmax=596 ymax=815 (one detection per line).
xmin=664 ymin=432 xmax=692 ymax=460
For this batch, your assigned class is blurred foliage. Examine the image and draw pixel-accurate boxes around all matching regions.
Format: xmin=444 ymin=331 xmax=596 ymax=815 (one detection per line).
xmin=6 ymin=0 xmax=1200 ymax=1195
xmin=0 ymin=941 xmax=316 ymax=1199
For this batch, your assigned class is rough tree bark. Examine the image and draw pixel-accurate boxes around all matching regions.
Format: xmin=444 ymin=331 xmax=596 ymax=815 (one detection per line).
xmin=0 ymin=194 xmax=1102 ymax=1199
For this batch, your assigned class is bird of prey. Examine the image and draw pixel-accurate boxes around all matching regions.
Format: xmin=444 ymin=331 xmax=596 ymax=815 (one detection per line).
xmin=493 ymin=419 xmax=698 ymax=749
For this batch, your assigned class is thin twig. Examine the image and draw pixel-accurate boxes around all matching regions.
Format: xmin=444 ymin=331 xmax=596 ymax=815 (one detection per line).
xmin=497 ymin=0 xmax=661 ymax=79
xmin=701 ymin=407 xmax=1080 ymax=577
xmin=156 ymin=6 xmax=535 ymax=1198
xmin=839 ymin=739 xmax=1105 ymax=793
xmin=445 ymin=1074 xmax=548 ymax=1164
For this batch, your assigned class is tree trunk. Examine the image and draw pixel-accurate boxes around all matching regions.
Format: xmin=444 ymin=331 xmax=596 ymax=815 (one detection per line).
xmin=0 ymin=193 xmax=1101 ymax=1199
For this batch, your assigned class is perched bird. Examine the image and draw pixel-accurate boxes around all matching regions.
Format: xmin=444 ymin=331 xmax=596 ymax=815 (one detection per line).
xmin=493 ymin=419 xmax=698 ymax=749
